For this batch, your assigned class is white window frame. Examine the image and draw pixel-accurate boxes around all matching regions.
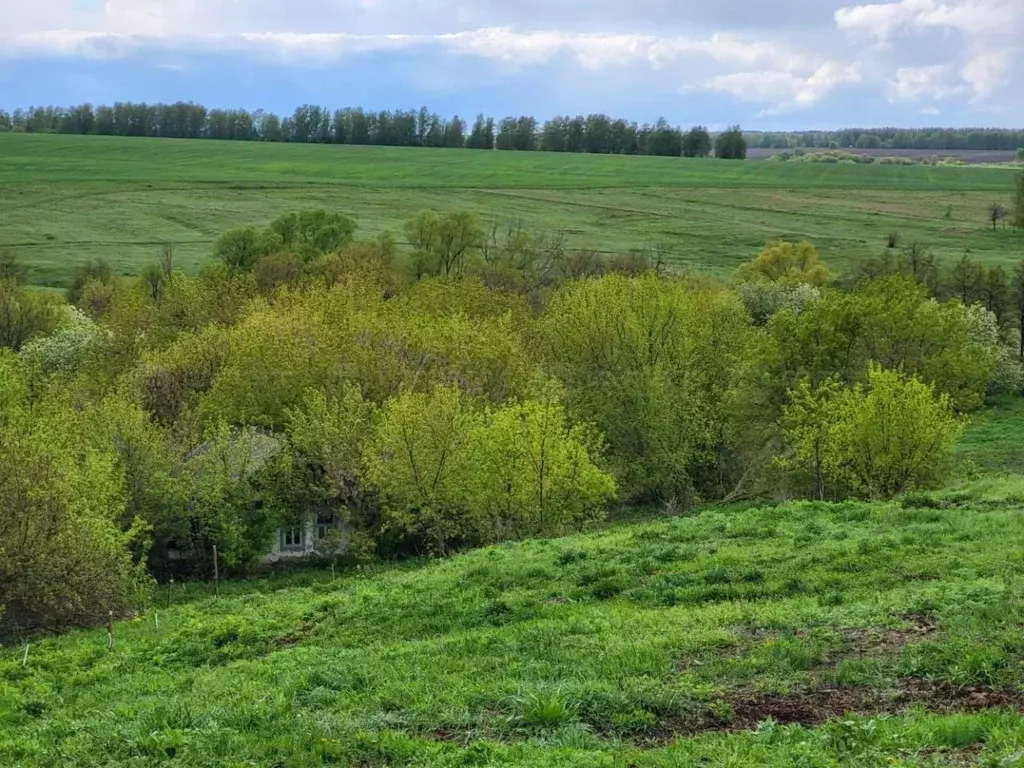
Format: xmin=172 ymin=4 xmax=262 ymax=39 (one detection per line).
xmin=280 ymin=526 xmax=304 ymax=551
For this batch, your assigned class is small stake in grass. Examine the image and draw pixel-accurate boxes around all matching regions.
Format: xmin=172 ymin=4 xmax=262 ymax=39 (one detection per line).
xmin=22 ymin=643 xmax=29 ymax=667
xmin=213 ymin=545 xmax=220 ymax=598
xmin=167 ymin=578 xmax=174 ymax=609
xmin=106 ymin=612 xmax=115 ymax=652
xmin=155 ymin=612 xmax=159 ymax=631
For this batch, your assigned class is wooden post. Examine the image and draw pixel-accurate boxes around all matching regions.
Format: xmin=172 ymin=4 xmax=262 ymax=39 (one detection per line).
xmin=22 ymin=643 xmax=29 ymax=667
xmin=106 ymin=612 xmax=115 ymax=652
xmin=167 ymin=578 xmax=174 ymax=609
xmin=155 ymin=612 xmax=160 ymax=631
xmin=213 ymin=545 xmax=220 ymax=598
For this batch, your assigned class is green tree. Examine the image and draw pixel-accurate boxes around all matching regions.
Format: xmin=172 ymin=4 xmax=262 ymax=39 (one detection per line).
xmin=1012 ymin=260 xmax=1024 ymax=359
xmin=1012 ymin=171 xmax=1024 ymax=230
xmin=780 ymin=377 xmax=844 ymax=500
xmin=214 ymin=227 xmax=283 ymax=271
xmin=0 ymin=281 xmax=61 ymax=351
xmin=823 ymin=364 xmax=963 ymax=498
xmin=734 ymin=240 xmax=831 ymax=287
xmin=66 ymin=258 xmax=115 ymax=306
xmin=989 ymin=202 xmax=1008 ymax=231
xmin=764 ymin=275 xmax=996 ymax=412
xmin=682 ymin=126 xmax=712 ymax=158
xmin=0 ymin=358 xmax=149 ymax=636
xmin=404 ymin=210 xmax=484 ymax=279
xmin=468 ymin=379 xmax=616 ymax=539
xmin=715 ymin=125 xmax=747 ymax=159
xmin=268 ymin=209 xmax=356 ymax=260
xmin=948 ymin=251 xmax=982 ymax=305
xmin=540 ymin=274 xmax=752 ymax=503
xmin=0 ymin=250 xmax=26 ymax=283
xmin=286 ymin=385 xmax=377 ymax=522
xmin=363 ymin=385 xmax=483 ymax=554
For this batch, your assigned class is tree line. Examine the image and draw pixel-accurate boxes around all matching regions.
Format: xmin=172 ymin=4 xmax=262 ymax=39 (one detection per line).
xmin=754 ymin=127 xmax=1024 ymax=152
xmin=1 ymin=102 xmax=749 ymax=157
xmin=3 ymin=203 xmax=1024 ymax=637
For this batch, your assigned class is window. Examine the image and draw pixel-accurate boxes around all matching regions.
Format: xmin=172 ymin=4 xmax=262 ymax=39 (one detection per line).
xmin=316 ymin=514 xmax=336 ymax=541
xmin=280 ymin=526 xmax=304 ymax=551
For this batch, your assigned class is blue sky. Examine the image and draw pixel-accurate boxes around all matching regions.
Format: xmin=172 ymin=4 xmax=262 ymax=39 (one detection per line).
xmin=1 ymin=0 xmax=1022 ymax=129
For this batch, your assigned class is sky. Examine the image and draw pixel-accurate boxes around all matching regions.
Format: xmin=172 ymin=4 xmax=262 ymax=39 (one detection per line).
xmin=1 ymin=0 xmax=1022 ymax=129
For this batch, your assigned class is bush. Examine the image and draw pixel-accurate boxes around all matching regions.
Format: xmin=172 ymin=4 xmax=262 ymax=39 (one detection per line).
xmin=0 ymin=354 xmax=149 ymax=637
xmin=783 ymin=364 xmax=964 ymax=499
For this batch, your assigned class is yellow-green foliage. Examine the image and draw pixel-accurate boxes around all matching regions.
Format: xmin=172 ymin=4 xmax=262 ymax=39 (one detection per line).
xmin=0 ymin=353 xmax=149 ymax=636
xmin=765 ymin=276 xmax=995 ymax=412
xmin=540 ymin=273 xmax=753 ymax=503
xmin=783 ymin=364 xmax=964 ymax=499
xmin=363 ymin=382 xmax=615 ymax=552
xmin=734 ymin=240 xmax=831 ymax=287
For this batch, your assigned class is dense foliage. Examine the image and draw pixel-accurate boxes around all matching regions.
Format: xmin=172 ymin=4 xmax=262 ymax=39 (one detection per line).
xmin=1 ymin=214 xmax=1021 ymax=637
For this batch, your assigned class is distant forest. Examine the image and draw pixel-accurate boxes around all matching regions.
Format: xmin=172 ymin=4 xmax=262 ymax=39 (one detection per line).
xmin=2 ymin=102 xmax=1023 ymax=154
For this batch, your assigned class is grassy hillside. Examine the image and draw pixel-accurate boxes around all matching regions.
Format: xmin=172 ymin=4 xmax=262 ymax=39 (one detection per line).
xmin=1 ymin=133 xmax=1021 ymax=287
xmin=4 ymin=476 xmax=1024 ymax=767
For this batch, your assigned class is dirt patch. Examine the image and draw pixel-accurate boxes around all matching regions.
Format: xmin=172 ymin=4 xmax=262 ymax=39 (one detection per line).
xmin=648 ymin=679 xmax=1024 ymax=743
xmin=839 ymin=613 xmax=940 ymax=658
xmin=275 ymin=619 xmax=315 ymax=647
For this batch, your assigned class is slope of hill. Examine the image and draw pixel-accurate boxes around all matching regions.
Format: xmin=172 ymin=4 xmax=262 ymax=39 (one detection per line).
xmin=4 ymin=477 xmax=1024 ymax=767
xmin=1 ymin=133 xmax=1021 ymax=287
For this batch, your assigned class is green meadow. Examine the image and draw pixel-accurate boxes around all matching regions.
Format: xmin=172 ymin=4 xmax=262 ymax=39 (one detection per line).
xmin=5 ymin=471 xmax=1024 ymax=767
xmin=1 ymin=133 xmax=1020 ymax=287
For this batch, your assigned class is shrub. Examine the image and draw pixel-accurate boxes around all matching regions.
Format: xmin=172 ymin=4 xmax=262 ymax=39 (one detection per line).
xmin=783 ymin=364 xmax=965 ymax=499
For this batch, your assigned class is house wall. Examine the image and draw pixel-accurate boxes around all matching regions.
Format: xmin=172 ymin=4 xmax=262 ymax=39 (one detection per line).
xmin=262 ymin=520 xmax=316 ymax=564
xmin=260 ymin=519 xmax=349 ymax=565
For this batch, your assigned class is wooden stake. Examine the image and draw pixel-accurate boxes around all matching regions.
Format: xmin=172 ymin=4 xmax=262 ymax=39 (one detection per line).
xmin=167 ymin=578 xmax=174 ymax=609
xmin=106 ymin=612 xmax=115 ymax=652
xmin=213 ymin=545 xmax=220 ymax=598
xmin=155 ymin=612 xmax=160 ymax=630
xmin=22 ymin=643 xmax=29 ymax=667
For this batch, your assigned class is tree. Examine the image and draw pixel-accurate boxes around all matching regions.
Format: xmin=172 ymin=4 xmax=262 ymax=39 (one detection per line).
xmin=948 ymin=251 xmax=982 ymax=305
xmin=715 ymin=125 xmax=748 ymax=160
xmin=66 ymin=258 xmax=115 ymax=306
xmin=362 ymin=385 xmax=483 ymax=554
xmin=214 ymin=227 xmax=282 ymax=271
xmin=980 ymin=266 xmax=1010 ymax=327
xmin=0 ymin=280 xmax=60 ymax=351
xmin=0 ymin=359 xmax=149 ymax=637
xmin=404 ymin=210 xmax=483 ymax=278
xmin=780 ymin=377 xmax=844 ymax=500
xmin=141 ymin=263 xmax=166 ymax=301
xmin=764 ymin=275 xmax=997 ymax=412
xmin=285 ymin=385 xmax=377 ymax=522
xmin=540 ymin=274 xmax=752 ymax=503
xmin=682 ymin=126 xmax=712 ymax=158
xmin=1012 ymin=260 xmax=1024 ymax=358
xmin=268 ymin=209 xmax=356 ymax=260
xmin=821 ymin=364 xmax=963 ymax=498
xmin=468 ymin=379 xmax=616 ymax=538
xmin=734 ymin=240 xmax=831 ymax=287
xmin=989 ymin=202 xmax=1008 ymax=230
xmin=0 ymin=250 xmax=26 ymax=283
xmin=1012 ymin=172 xmax=1024 ymax=230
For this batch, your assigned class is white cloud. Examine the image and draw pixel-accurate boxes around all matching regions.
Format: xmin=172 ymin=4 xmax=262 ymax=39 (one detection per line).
xmin=886 ymin=64 xmax=964 ymax=101
xmin=835 ymin=0 xmax=1022 ymax=40
xmin=702 ymin=60 xmax=861 ymax=112
xmin=960 ymin=50 xmax=1010 ymax=97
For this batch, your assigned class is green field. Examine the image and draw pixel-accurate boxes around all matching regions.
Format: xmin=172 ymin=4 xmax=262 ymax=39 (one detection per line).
xmin=1 ymin=133 xmax=1021 ymax=287
xmin=5 ymin=473 xmax=1024 ymax=767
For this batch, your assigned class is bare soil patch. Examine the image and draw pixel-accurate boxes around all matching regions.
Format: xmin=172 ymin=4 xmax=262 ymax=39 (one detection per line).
xmin=647 ymin=678 xmax=1024 ymax=744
